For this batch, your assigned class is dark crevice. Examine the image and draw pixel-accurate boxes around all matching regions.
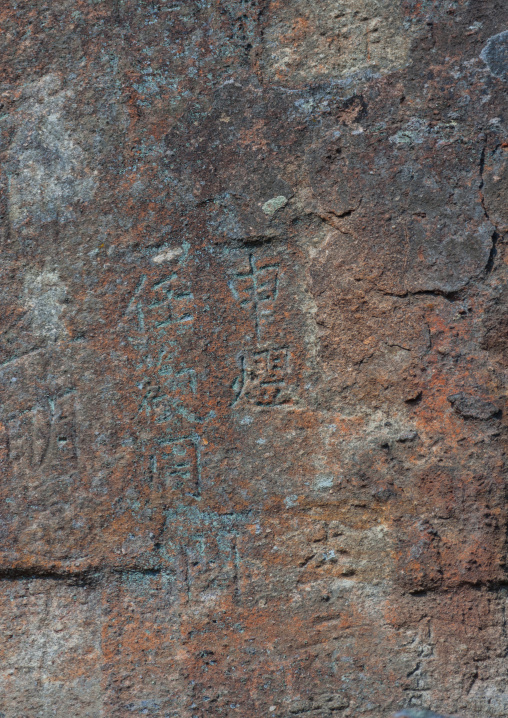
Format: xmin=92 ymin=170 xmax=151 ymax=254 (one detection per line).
xmin=0 ymin=567 xmax=100 ymax=585
xmin=405 ymin=579 xmax=508 ymax=597
xmin=485 ymin=231 xmax=499 ymax=274
xmin=0 ymin=565 xmax=167 ymax=584
xmin=479 ymin=143 xmax=487 ymax=180
xmin=253 ymin=0 xmax=269 ymax=74
xmin=328 ymin=197 xmax=363 ymax=219
xmin=309 ymin=201 xmax=363 ymax=229
xmin=298 ymin=553 xmax=316 ymax=569
xmin=479 ymin=141 xmax=502 ymax=275
xmin=382 ymin=287 xmax=465 ymax=301
xmin=239 ymin=234 xmax=280 ymax=246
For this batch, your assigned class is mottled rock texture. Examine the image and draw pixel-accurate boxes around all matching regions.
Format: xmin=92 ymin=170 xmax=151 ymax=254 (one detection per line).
xmin=0 ymin=1 xmax=508 ymax=717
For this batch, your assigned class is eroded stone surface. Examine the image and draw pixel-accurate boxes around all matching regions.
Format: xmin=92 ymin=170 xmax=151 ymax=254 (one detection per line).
xmin=0 ymin=1 xmax=507 ymax=717
xmin=261 ymin=0 xmax=414 ymax=85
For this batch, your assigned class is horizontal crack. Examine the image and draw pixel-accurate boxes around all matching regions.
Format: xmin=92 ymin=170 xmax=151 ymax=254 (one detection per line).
xmin=0 ymin=565 xmax=166 ymax=585
xmin=381 ymin=287 xmax=465 ymax=301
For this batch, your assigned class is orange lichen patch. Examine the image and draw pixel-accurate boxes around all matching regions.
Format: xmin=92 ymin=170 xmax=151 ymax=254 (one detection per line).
xmin=282 ymin=16 xmax=312 ymax=44
xmin=237 ymin=121 xmax=269 ymax=150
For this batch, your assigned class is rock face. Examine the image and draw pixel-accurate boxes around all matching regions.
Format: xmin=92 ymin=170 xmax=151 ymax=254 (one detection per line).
xmin=0 ymin=2 xmax=507 ymax=717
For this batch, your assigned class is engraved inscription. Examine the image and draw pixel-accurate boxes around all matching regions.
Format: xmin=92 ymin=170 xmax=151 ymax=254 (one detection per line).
xmin=138 ymin=360 xmax=197 ymax=426
xmin=152 ymin=437 xmax=201 ymax=498
xmin=148 ymin=275 xmax=194 ymax=330
xmin=123 ymin=247 xmax=198 ymax=430
xmin=178 ymin=531 xmax=240 ymax=602
xmin=123 ymin=248 xmax=208 ymax=502
xmin=125 ymin=273 xmax=195 ymax=338
xmin=230 ymin=253 xmax=279 ymax=339
xmin=7 ymin=391 xmax=77 ymax=476
xmin=232 ymin=347 xmax=292 ymax=407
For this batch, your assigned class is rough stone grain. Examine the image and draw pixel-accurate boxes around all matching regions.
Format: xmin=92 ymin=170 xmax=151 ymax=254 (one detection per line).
xmin=0 ymin=1 xmax=508 ymax=717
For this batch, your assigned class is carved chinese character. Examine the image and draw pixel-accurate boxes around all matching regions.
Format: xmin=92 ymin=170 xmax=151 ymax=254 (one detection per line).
xmin=8 ymin=391 xmax=77 ymax=476
xmin=124 ymin=274 xmax=194 ymax=337
xmin=152 ymin=437 xmax=201 ymax=497
xmin=230 ymin=254 xmax=279 ymax=338
xmin=148 ymin=276 xmax=194 ymax=330
xmin=232 ymin=347 xmax=291 ymax=407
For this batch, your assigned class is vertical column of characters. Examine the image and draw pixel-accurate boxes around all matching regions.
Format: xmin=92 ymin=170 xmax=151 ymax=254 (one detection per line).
xmin=229 ymin=251 xmax=294 ymax=408
xmin=123 ymin=245 xmax=202 ymax=500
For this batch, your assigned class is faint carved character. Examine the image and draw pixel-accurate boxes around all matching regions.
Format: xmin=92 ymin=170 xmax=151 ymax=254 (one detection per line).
xmin=232 ymin=354 xmax=247 ymax=407
xmin=138 ymin=357 xmax=197 ymax=426
xmin=156 ymin=347 xmax=197 ymax=396
xmin=123 ymin=260 xmax=199 ymax=435
xmin=148 ymin=276 xmax=194 ymax=329
xmin=156 ymin=346 xmax=177 ymax=377
xmin=124 ymin=273 xmax=194 ymax=337
xmin=153 ymin=437 xmax=201 ymax=497
xmin=8 ymin=391 xmax=77 ymax=476
xmin=138 ymin=385 xmax=175 ymax=425
xmin=124 ymin=275 xmax=148 ymax=339
xmin=171 ymin=368 xmax=197 ymax=396
xmin=230 ymin=254 xmax=279 ymax=338
xmin=252 ymin=347 xmax=290 ymax=404
xmin=232 ymin=347 xmax=291 ymax=406
xmin=179 ymin=531 xmax=240 ymax=601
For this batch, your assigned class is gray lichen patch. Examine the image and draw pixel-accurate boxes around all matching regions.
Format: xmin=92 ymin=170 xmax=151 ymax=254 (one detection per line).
xmin=262 ymin=195 xmax=288 ymax=216
xmin=6 ymin=74 xmax=97 ymax=227
xmin=23 ymin=268 xmax=67 ymax=343
xmin=481 ymin=145 xmax=508 ymax=234
xmin=481 ymin=30 xmax=508 ymax=81
xmin=261 ymin=0 xmax=413 ymax=85
xmin=152 ymin=246 xmax=184 ymax=264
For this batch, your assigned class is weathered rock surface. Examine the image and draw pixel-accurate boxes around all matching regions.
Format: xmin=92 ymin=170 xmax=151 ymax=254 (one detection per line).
xmin=0 ymin=1 xmax=508 ymax=716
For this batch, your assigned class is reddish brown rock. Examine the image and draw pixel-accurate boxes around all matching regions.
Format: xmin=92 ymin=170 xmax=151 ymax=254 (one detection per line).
xmin=0 ymin=1 xmax=508 ymax=716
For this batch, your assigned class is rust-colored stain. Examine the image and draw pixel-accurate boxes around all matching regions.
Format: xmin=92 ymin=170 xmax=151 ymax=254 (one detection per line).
xmin=0 ymin=1 xmax=506 ymax=717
